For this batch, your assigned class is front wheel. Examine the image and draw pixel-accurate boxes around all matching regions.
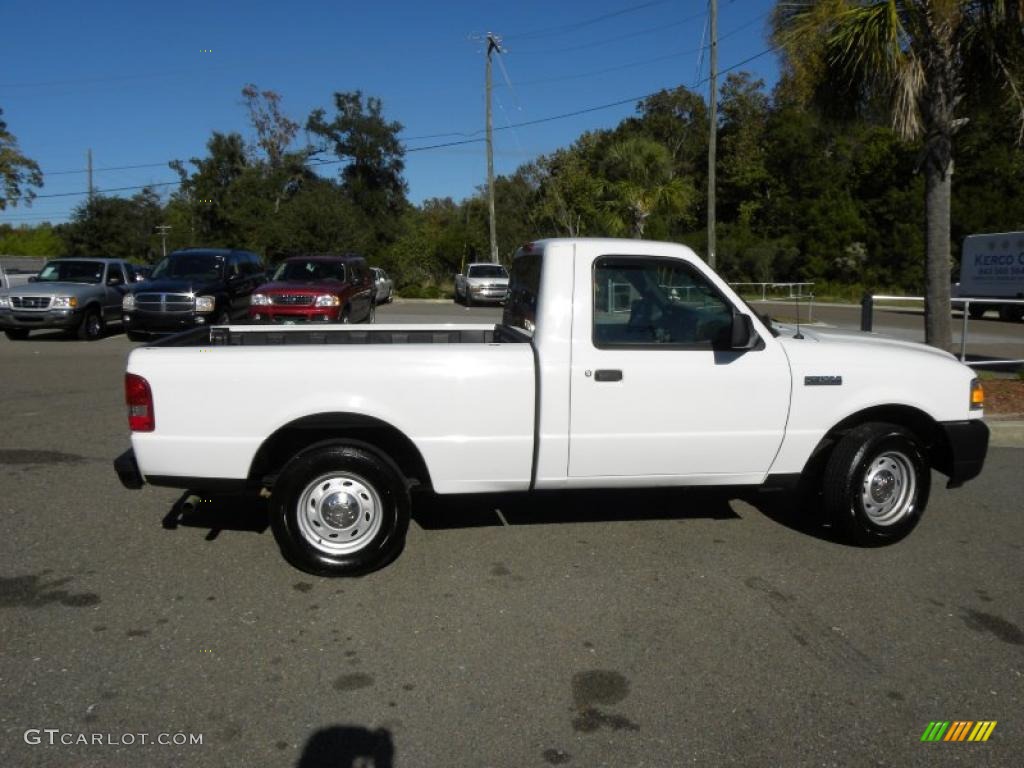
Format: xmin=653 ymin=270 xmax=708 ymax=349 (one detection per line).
xmin=270 ymin=443 xmax=410 ymax=575
xmin=821 ymin=422 xmax=930 ymax=546
xmin=77 ymin=308 xmax=104 ymax=341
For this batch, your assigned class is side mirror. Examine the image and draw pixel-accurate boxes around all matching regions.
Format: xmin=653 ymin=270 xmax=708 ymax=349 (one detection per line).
xmin=107 ymin=276 xmax=123 ymax=287
xmin=730 ymin=312 xmax=758 ymax=350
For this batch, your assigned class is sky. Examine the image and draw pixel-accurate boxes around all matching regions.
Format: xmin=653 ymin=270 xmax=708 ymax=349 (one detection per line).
xmin=1 ymin=0 xmax=781 ymax=227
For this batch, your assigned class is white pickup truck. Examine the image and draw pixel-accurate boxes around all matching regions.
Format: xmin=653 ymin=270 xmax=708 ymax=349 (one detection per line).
xmin=115 ymin=239 xmax=989 ymax=575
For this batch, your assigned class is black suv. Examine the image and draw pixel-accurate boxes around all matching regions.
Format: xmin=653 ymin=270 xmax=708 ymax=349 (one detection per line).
xmin=122 ymin=248 xmax=265 ymax=340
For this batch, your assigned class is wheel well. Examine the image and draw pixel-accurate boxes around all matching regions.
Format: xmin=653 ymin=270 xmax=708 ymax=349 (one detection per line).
xmin=809 ymin=405 xmax=953 ymax=477
xmin=249 ymin=413 xmax=431 ymax=490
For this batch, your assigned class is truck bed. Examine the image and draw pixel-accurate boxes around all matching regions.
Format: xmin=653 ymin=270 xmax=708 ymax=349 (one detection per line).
xmin=154 ymin=323 xmax=528 ymax=347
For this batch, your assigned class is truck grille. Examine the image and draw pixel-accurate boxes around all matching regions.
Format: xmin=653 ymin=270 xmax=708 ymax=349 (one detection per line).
xmin=11 ymin=296 xmax=51 ymax=309
xmin=135 ymin=293 xmax=194 ymax=312
xmin=271 ymin=295 xmax=314 ymax=306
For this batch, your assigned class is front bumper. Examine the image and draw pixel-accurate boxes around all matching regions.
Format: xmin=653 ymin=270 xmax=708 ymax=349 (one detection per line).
xmin=123 ymin=310 xmax=204 ymax=335
xmin=114 ymin=449 xmax=144 ymax=490
xmin=0 ymin=307 xmax=83 ymax=330
xmin=248 ymin=308 xmax=340 ymax=324
xmin=938 ymin=419 xmax=989 ymax=488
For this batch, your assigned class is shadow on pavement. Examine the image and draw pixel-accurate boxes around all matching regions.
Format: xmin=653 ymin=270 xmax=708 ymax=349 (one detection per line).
xmin=162 ymin=491 xmax=269 ymax=540
xmin=295 ymin=726 xmax=394 ymax=768
xmin=412 ymin=486 xmax=743 ymax=530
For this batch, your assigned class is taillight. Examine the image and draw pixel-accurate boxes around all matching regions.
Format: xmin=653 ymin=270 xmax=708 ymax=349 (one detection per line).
xmin=125 ymin=373 xmax=155 ymax=432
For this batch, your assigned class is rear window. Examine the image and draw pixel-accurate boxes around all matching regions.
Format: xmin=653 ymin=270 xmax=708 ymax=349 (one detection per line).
xmin=502 ymin=253 xmax=541 ymax=335
xmin=468 ymin=265 xmax=508 ymax=279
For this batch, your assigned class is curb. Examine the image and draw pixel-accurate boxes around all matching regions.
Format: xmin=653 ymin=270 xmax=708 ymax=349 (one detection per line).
xmin=987 ymin=418 xmax=1024 ymax=448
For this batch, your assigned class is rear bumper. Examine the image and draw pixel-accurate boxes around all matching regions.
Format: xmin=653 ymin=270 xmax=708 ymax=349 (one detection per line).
xmin=114 ymin=449 xmax=144 ymax=490
xmin=938 ymin=419 xmax=989 ymax=488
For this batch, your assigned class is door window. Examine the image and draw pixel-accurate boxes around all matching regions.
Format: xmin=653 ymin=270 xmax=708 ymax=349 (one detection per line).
xmin=593 ymin=257 xmax=733 ymax=348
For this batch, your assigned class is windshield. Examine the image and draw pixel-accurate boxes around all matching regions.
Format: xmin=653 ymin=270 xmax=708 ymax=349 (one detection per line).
xmin=468 ymin=265 xmax=508 ymax=279
xmin=151 ymin=253 xmax=224 ymax=281
xmin=273 ymin=260 xmax=347 ymax=283
xmin=36 ymin=260 xmax=105 ymax=284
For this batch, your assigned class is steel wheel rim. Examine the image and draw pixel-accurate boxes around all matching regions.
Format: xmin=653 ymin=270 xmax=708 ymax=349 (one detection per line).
xmin=296 ymin=472 xmax=383 ymax=554
xmin=861 ymin=450 xmax=916 ymax=526
xmin=87 ymin=314 xmax=101 ymax=337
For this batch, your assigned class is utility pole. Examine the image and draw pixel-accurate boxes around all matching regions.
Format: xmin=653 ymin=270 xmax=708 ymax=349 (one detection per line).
xmin=706 ymin=0 xmax=718 ymax=269
xmin=485 ymin=33 xmax=501 ymax=264
xmin=87 ymin=149 xmax=95 ymax=205
xmin=155 ymin=225 xmax=171 ymax=258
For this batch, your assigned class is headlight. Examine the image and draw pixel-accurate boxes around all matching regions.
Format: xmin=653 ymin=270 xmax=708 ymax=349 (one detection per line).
xmin=51 ymin=296 xmax=78 ymax=309
xmin=0 ymin=296 xmax=10 ymax=308
xmin=314 ymin=295 xmax=340 ymax=307
xmin=122 ymin=294 xmax=136 ymax=311
xmin=195 ymin=295 xmax=215 ymax=313
xmin=251 ymin=293 xmax=271 ymax=306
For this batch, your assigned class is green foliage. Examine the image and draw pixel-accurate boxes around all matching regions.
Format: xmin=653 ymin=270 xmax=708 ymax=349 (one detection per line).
xmin=59 ymin=189 xmax=164 ymax=260
xmin=0 ymin=223 xmax=63 ymax=256
xmin=0 ymin=107 xmax=43 ymax=210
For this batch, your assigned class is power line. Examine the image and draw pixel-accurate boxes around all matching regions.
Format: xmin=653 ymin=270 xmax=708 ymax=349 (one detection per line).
xmin=33 ymin=181 xmax=180 ymax=200
xmin=503 ymin=0 xmax=673 ymax=41
xmin=42 ymin=161 xmax=171 ymax=177
xmin=514 ymin=11 xmax=707 ymax=56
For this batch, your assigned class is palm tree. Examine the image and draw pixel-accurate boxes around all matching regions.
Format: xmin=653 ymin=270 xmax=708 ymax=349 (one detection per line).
xmin=773 ymin=1 xmax=1023 ymax=349
xmin=602 ymin=137 xmax=695 ymax=239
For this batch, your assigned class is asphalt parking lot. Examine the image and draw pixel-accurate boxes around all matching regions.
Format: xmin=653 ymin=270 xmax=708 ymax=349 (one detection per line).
xmin=1 ymin=303 xmax=1022 ymax=767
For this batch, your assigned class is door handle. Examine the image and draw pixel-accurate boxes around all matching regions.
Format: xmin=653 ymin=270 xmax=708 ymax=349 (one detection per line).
xmin=594 ymin=369 xmax=623 ymax=382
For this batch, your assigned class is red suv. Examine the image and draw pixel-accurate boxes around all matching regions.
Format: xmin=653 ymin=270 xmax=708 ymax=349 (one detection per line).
xmin=249 ymin=255 xmax=375 ymax=324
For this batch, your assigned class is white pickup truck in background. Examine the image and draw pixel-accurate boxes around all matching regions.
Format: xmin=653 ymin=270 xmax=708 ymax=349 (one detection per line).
xmin=115 ymin=238 xmax=989 ymax=575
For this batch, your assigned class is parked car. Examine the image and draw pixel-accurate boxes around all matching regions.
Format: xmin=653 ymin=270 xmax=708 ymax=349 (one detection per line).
xmin=121 ymin=248 xmax=264 ymax=340
xmin=455 ymin=262 xmax=509 ymax=306
xmin=115 ymin=238 xmax=988 ymax=576
xmin=0 ymin=257 xmax=136 ymax=340
xmin=370 ymin=267 xmax=394 ymax=304
xmin=249 ymin=255 xmax=375 ymax=324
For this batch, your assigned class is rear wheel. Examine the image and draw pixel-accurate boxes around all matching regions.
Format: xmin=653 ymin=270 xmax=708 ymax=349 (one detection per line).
xmin=821 ymin=422 xmax=930 ymax=546
xmin=270 ymin=443 xmax=410 ymax=575
xmin=77 ymin=307 xmax=103 ymax=341
xmin=4 ymin=329 xmax=29 ymax=340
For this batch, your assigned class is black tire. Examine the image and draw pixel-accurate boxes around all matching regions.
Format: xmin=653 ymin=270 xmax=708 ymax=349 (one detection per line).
xmin=4 ymin=329 xmax=29 ymax=340
xmin=340 ymin=308 xmax=351 ymax=324
xmin=387 ymin=292 xmax=394 ymax=304
xmin=821 ymin=422 xmax=930 ymax=546
xmin=968 ymin=304 xmax=986 ymax=320
xmin=214 ymin=308 xmax=231 ymax=325
xmin=270 ymin=443 xmax=411 ymax=576
xmin=366 ymin=302 xmax=376 ymax=324
xmin=465 ymin=291 xmax=474 ymax=307
xmin=999 ymin=304 xmax=1024 ymax=322
xmin=77 ymin=307 xmax=104 ymax=341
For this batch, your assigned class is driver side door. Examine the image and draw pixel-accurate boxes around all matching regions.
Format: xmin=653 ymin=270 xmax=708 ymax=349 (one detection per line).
xmin=568 ymin=254 xmax=791 ymax=482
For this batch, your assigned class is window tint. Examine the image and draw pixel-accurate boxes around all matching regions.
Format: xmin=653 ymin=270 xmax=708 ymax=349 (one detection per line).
xmin=123 ymin=264 xmax=136 ymax=282
xmin=502 ymin=253 xmax=541 ymax=335
xmin=593 ymin=257 xmax=733 ymax=348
